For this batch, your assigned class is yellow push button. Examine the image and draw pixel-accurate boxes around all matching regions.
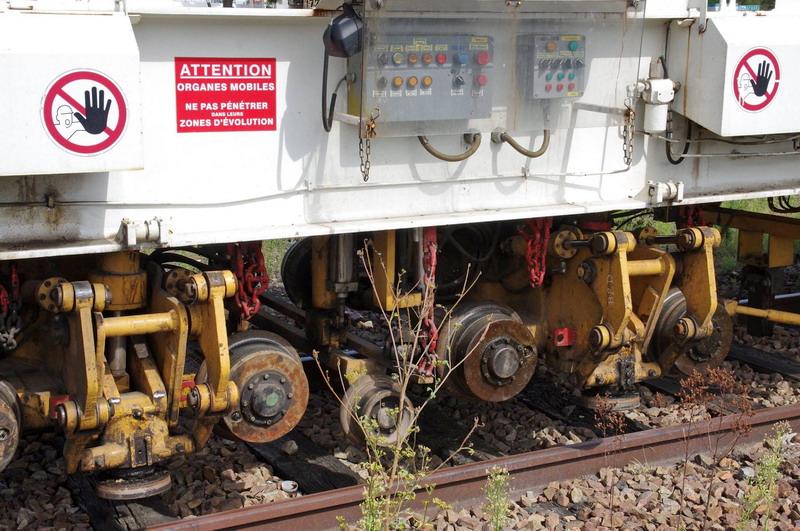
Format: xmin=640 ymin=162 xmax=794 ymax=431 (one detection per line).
xmin=392 ymin=76 xmax=403 ymax=88
xmin=407 ymin=76 xmax=418 ymax=88
xmin=422 ymin=75 xmax=433 ymax=87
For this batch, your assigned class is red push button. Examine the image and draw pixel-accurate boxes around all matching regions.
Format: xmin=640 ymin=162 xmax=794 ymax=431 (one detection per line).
xmin=476 ymin=74 xmax=488 ymax=87
xmin=476 ymin=51 xmax=490 ymax=66
xmin=545 ymin=84 xmax=553 ymax=92
xmin=436 ymin=53 xmax=447 ymax=65
xmin=557 ymin=83 xmax=564 ymax=91
xmin=568 ymin=82 xmax=576 ymax=90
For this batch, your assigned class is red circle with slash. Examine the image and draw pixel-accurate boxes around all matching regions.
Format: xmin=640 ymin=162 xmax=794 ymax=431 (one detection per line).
xmin=732 ymin=47 xmax=780 ymax=112
xmin=42 ymin=70 xmax=128 ymax=155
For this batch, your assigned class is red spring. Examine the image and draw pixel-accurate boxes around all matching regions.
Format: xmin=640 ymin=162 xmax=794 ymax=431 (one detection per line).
xmin=228 ymin=242 xmax=269 ymax=321
xmin=419 ymin=227 xmax=439 ymax=376
xmin=519 ymin=217 xmax=553 ymax=288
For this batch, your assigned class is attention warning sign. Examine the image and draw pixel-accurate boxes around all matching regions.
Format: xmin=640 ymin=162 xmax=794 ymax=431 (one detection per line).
xmin=175 ymin=58 xmax=277 ymax=133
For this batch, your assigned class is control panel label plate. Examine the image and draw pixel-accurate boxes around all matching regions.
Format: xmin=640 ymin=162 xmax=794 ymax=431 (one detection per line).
xmin=174 ymin=57 xmax=277 ymax=133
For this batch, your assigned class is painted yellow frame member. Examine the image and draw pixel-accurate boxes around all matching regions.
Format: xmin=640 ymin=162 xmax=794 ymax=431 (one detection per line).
xmin=723 ymin=299 xmax=800 ymax=327
xmin=371 ymin=230 xmax=422 ymax=311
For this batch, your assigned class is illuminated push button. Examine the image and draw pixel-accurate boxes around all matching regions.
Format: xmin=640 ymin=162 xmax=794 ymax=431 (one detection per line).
xmin=408 ymin=53 xmax=419 ymax=65
xmin=392 ymin=76 xmax=404 ymax=88
xmin=545 ymin=73 xmax=553 ymax=81
xmin=546 ymin=41 xmax=557 ymax=52
xmin=422 ymin=53 xmax=433 ymax=64
xmin=377 ymin=53 xmax=388 ymax=65
xmin=557 ymin=83 xmax=564 ymax=91
xmin=422 ymin=75 xmax=433 ymax=88
xmin=568 ymin=82 xmax=576 ymax=90
xmin=476 ymin=51 xmax=490 ymax=66
xmin=376 ymin=76 xmax=387 ymax=89
xmin=407 ymin=76 xmax=418 ymax=88
xmin=557 ymin=72 xmax=565 ymax=80
xmin=392 ymin=53 xmax=404 ymax=65
xmin=568 ymin=72 xmax=576 ymax=80
xmin=436 ymin=53 xmax=448 ymax=65
xmin=455 ymin=52 xmax=470 ymax=65
xmin=545 ymin=84 xmax=553 ymax=92
xmin=569 ymin=41 xmax=579 ymax=51
xmin=475 ymin=74 xmax=488 ymax=87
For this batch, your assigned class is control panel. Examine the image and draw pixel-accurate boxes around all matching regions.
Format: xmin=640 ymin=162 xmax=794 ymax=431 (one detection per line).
xmin=360 ymin=34 xmax=494 ymax=123
xmin=518 ymin=34 xmax=586 ymax=100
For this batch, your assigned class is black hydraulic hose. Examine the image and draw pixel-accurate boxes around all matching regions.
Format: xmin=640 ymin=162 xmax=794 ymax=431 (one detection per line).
xmin=499 ymin=130 xmax=550 ymax=158
xmin=666 ymin=121 xmax=692 ymax=165
xmin=321 ymin=37 xmax=347 ymax=133
xmin=417 ymin=133 xmax=481 ymax=162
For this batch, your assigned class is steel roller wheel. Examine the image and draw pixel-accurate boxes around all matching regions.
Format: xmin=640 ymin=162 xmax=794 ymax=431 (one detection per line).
xmin=651 ymin=288 xmax=733 ymax=376
xmin=196 ymin=330 xmax=309 ymax=443
xmin=340 ymin=374 xmax=415 ymax=447
xmin=96 ymin=466 xmax=171 ymax=500
xmin=436 ymin=302 xmax=537 ymax=402
xmin=0 ymin=381 xmax=20 ymax=474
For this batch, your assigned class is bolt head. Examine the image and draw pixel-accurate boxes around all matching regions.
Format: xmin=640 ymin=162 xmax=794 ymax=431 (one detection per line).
xmin=0 ymin=428 xmax=8 ymax=441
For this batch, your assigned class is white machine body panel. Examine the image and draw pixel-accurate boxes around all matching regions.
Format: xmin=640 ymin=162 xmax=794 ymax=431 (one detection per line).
xmin=669 ymin=14 xmax=800 ymax=137
xmin=0 ymin=1 xmax=798 ymax=259
xmin=0 ymin=13 xmax=143 ymax=176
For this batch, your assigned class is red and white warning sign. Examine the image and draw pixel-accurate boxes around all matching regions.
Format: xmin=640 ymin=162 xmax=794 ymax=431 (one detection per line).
xmin=175 ymin=58 xmax=277 ymax=133
xmin=41 ymin=70 xmax=128 ymax=156
xmin=732 ymin=47 xmax=780 ymax=112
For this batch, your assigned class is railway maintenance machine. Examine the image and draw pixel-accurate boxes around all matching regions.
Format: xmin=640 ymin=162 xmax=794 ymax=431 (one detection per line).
xmin=1 ymin=0 xmax=800 ymax=498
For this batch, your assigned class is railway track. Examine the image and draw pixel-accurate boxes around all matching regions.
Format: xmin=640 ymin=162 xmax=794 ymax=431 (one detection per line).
xmin=59 ymin=292 xmax=800 ymax=530
xmin=149 ymin=403 xmax=800 ymax=530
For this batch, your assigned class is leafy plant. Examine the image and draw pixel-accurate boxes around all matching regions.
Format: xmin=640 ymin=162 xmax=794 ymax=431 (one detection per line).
xmin=320 ymin=239 xmax=483 ymax=530
xmin=483 ymin=467 xmax=512 ymax=531
xmin=740 ymin=421 xmax=792 ymax=530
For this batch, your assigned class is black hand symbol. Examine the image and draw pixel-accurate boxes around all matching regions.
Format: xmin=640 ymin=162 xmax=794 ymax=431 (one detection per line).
xmin=73 ymin=87 xmax=112 ymax=135
xmin=750 ymin=61 xmax=773 ymax=98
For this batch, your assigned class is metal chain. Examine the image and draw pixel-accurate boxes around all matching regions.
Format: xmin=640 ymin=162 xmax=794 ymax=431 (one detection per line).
xmin=360 ymin=110 xmax=379 ymax=182
xmin=0 ymin=265 xmax=20 ymax=352
xmin=228 ymin=242 xmax=269 ymax=321
xmin=518 ymin=217 xmax=553 ymax=288
xmin=622 ymin=104 xmax=635 ymax=167
xmin=359 ymin=137 xmax=371 ymax=182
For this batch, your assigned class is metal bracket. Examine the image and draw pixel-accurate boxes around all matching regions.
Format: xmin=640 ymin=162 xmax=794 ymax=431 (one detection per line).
xmin=118 ymin=218 xmax=167 ymax=247
xmin=699 ymin=0 xmax=709 ymax=33
xmin=648 ymin=181 xmax=684 ymax=204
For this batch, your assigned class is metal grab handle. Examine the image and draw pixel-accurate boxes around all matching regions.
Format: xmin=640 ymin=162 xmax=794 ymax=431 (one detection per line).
xmin=417 ymin=132 xmax=482 ymax=162
xmin=492 ymin=129 xmax=550 ymax=158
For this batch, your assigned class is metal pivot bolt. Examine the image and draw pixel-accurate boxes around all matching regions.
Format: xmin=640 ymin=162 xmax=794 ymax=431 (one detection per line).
xmin=589 ymin=324 xmax=612 ymax=351
xmin=187 ymin=387 xmax=200 ymax=409
xmin=577 ymin=260 xmax=597 ymax=284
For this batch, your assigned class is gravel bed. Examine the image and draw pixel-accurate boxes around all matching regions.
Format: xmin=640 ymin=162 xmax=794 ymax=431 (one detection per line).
xmin=159 ymin=434 xmax=300 ymax=518
xmin=0 ymin=433 xmax=90 ymax=530
xmin=422 ymin=433 xmax=800 ymax=530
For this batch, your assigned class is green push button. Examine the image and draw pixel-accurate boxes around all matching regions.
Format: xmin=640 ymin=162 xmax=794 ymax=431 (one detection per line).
xmin=569 ymin=41 xmax=579 ymax=51
xmin=557 ymin=72 xmax=565 ymax=80
xmin=569 ymin=72 xmax=576 ymax=80
xmin=545 ymin=73 xmax=553 ymax=81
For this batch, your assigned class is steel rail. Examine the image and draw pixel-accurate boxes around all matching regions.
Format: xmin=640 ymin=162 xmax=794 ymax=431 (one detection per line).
xmin=150 ymin=403 xmax=800 ymax=531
